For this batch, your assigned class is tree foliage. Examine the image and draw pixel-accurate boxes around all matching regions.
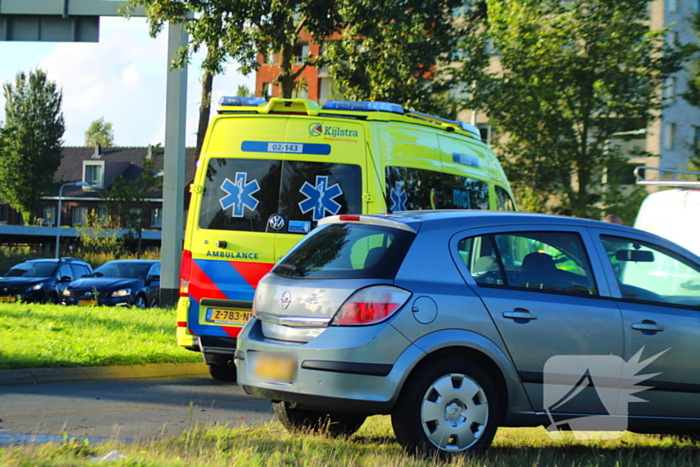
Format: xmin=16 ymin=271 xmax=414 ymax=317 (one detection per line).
xmin=0 ymin=69 xmax=65 ymax=224
xmin=101 ymin=156 xmax=162 ymax=256
xmin=85 ymin=117 xmax=114 ymax=146
xmin=458 ymin=0 xmax=694 ymax=219
xmin=126 ymin=0 xmax=342 ymax=98
xmin=326 ymin=0 xmax=472 ymax=117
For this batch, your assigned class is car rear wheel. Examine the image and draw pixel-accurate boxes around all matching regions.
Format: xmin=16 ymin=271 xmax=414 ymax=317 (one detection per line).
xmin=273 ymin=401 xmax=366 ymax=438
xmin=391 ymin=358 xmax=500 ymax=456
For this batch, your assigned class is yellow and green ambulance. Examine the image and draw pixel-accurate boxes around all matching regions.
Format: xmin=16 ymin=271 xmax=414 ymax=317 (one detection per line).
xmin=177 ymin=97 xmax=515 ymax=381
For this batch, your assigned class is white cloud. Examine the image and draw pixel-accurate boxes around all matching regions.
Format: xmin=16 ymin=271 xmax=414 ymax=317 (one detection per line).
xmin=121 ymin=63 xmax=140 ymax=85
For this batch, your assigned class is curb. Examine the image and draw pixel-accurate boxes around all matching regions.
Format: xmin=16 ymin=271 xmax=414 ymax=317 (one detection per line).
xmin=0 ymin=362 xmax=209 ymax=386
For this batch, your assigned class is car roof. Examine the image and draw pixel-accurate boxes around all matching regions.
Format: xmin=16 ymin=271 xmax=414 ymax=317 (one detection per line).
xmin=373 ymin=210 xmax=642 ymax=233
xmin=100 ymin=260 xmax=160 ymax=264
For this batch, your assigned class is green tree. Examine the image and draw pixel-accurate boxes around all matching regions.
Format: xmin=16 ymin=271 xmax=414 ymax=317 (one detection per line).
xmin=236 ymin=84 xmax=253 ymax=97
xmin=0 ymin=69 xmax=65 ymax=224
xmin=458 ymin=0 xmax=694 ymax=219
xmin=85 ymin=117 xmax=114 ymax=146
xmin=101 ymin=156 xmax=162 ymax=256
xmin=126 ymin=0 xmax=342 ymax=99
xmin=75 ymin=209 xmax=124 ymax=255
xmin=326 ymin=0 xmax=470 ymax=117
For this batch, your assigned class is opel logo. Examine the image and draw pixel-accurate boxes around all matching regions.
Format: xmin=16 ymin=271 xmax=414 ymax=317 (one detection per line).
xmin=279 ymin=291 xmax=292 ymax=310
xmin=269 ymin=215 xmax=285 ymax=231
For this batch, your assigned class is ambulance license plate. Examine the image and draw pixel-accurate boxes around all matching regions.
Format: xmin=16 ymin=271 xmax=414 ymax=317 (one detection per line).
xmin=79 ymin=300 xmax=98 ymax=306
xmin=206 ymin=308 xmax=251 ymax=324
xmin=253 ymin=353 xmax=296 ymax=382
xmin=0 ymin=296 xmax=16 ymax=303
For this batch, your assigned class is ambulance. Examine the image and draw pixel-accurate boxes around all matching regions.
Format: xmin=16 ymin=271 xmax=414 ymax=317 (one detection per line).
xmin=177 ymin=97 xmax=515 ymax=381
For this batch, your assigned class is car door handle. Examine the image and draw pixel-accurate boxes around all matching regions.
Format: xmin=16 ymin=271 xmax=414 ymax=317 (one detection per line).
xmin=503 ymin=310 xmax=537 ymax=321
xmin=632 ymin=322 xmax=664 ymax=332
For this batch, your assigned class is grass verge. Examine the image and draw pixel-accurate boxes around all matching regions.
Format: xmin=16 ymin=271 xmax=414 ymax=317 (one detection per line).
xmin=1 ymin=417 xmax=700 ymax=467
xmin=0 ymin=302 xmax=200 ymax=370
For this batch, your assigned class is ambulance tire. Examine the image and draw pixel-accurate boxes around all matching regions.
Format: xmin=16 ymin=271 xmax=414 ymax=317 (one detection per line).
xmin=208 ymin=364 xmax=238 ymax=382
xmin=273 ymin=401 xmax=366 ymax=438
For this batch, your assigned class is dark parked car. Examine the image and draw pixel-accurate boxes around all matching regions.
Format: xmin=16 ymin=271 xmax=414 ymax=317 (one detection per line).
xmin=0 ymin=257 xmax=93 ymax=304
xmin=237 ymin=211 xmax=700 ymax=456
xmin=62 ymin=260 xmax=161 ymax=308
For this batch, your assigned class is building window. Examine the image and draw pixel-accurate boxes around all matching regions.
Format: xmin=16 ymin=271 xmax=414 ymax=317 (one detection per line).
xmin=663 ymin=122 xmax=675 ymax=149
xmin=84 ymin=163 xmax=104 ymax=187
xmin=43 ymin=206 xmax=56 ymax=226
xmin=293 ymin=42 xmax=309 ymax=65
xmin=72 ymin=206 xmax=88 ymax=226
xmin=151 ymin=208 xmax=163 ymax=227
xmin=668 ymin=0 xmax=678 ymax=12
xmin=662 ymin=77 xmax=676 ymax=102
xmin=292 ymin=80 xmax=308 ymax=99
xmin=0 ymin=204 xmax=7 ymax=224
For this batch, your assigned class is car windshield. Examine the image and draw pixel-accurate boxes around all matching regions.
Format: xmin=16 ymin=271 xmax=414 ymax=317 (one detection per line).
xmin=3 ymin=261 xmax=56 ymax=278
xmin=273 ymin=223 xmax=415 ymax=280
xmin=90 ymin=263 xmax=151 ymax=279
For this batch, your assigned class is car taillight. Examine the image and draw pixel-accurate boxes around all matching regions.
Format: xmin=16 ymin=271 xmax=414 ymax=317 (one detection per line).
xmin=179 ymin=249 xmax=192 ymax=296
xmin=331 ymin=286 xmax=411 ymax=326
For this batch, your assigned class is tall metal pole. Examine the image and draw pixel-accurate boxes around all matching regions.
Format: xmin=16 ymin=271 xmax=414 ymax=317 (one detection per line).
xmin=160 ymin=21 xmax=188 ymax=308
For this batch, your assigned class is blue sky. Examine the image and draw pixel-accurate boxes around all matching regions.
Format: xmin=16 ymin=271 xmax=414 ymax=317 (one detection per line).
xmin=0 ymin=16 xmax=255 ymax=147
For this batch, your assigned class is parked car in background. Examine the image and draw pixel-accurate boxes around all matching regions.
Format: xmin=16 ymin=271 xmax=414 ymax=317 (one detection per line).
xmin=62 ymin=260 xmax=161 ymax=308
xmin=0 ymin=257 xmax=93 ymax=304
xmin=237 ymin=211 xmax=700 ymax=456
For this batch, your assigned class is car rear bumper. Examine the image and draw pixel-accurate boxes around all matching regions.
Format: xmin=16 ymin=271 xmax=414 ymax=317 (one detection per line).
xmin=236 ymin=317 xmax=421 ymax=414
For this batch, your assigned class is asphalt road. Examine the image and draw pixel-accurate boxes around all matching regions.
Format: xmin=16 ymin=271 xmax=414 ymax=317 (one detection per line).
xmin=0 ymin=375 xmax=275 ymax=445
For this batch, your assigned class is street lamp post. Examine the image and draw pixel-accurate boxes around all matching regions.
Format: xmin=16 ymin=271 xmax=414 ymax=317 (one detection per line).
xmin=55 ymin=181 xmax=89 ymax=259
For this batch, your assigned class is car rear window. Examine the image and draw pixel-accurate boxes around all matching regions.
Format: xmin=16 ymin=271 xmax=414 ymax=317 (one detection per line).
xmin=199 ymin=158 xmax=362 ymax=232
xmin=272 ymin=223 xmax=415 ymax=279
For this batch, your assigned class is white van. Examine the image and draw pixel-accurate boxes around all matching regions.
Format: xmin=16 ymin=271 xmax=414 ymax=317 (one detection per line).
xmin=633 ymin=166 xmax=700 ymax=256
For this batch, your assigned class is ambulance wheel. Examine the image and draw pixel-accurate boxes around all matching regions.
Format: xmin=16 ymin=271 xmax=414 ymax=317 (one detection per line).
xmin=273 ymin=401 xmax=366 ymax=437
xmin=208 ymin=364 xmax=237 ymax=382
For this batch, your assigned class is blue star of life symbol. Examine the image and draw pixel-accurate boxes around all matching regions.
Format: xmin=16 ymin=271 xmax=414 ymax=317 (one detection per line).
xmin=219 ymin=172 xmax=260 ymax=217
xmin=298 ymin=175 xmax=343 ymax=221
xmin=390 ymin=182 xmax=408 ymax=211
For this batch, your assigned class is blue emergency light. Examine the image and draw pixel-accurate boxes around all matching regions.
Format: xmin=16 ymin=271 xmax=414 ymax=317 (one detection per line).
xmin=219 ymin=96 xmax=267 ymax=107
xmin=322 ymin=100 xmax=404 ymax=114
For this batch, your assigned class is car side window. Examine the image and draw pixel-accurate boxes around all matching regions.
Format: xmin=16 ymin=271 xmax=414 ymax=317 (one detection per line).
xmin=458 ymin=231 xmax=597 ymax=296
xmin=601 ymin=235 xmax=700 ymax=307
xmin=71 ymin=264 xmax=89 ymax=278
xmin=59 ymin=264 xmax=73 ymax=280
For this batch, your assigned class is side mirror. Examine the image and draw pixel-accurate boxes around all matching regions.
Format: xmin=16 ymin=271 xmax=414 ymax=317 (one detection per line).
xmin=616 ymin=250 xmax=654 ymax=262
xmin=59 ymin=275 xmax=73 ymax=283
xmin=148 ymin=275 xmax=161 ymax=284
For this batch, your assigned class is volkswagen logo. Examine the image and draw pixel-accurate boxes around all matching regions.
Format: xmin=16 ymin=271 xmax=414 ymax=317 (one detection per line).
xmin=85 ymin=292 xmax=92 ymax=297
xmin=279 ymin=291 xmax=292 ymax=310
xmin=269 ymin=214 xmax=285 ymax=231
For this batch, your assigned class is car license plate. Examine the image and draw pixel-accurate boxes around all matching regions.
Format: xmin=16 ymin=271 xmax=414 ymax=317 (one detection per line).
xmin=79 ymin=300 xmax=98 ymax=306
xmin=205 ymin=308 xmax=251 ymax=324
xmin=253 ymin=353 xmax=296 ymax=382
xmin=0 ymin=296 xmax=16 ymax=303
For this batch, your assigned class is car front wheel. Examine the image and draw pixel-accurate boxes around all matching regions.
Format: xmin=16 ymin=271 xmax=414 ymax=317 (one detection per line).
xmin=133 ymin=294 xmax=148 ymax=309
xmin=273 ymin=401 xmax=366 ymax=437
xmin=391 ymin=358 xmax=500 ymax=456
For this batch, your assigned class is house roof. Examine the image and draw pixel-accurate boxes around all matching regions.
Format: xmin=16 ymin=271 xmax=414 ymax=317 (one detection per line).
xmin=50 ymin=145 xmax=198 ymax=199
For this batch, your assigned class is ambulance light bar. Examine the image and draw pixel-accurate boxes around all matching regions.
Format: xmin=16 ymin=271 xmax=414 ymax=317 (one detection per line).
xmin=219 ymin=96 xmax=267 ymax=107
xmin=322 ymin=100 xmax=404 ymax=115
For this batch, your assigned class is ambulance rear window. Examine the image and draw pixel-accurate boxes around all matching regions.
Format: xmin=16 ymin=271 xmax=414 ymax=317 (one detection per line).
xmin=199 ymin=158 xmax=362 ymax=232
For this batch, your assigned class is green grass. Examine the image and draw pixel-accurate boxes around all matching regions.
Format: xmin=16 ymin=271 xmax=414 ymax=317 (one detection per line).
xmin=1 ymin=417 xmax=699 ymax=466
xmin=0 ymin=303 xmax=200 ymax=370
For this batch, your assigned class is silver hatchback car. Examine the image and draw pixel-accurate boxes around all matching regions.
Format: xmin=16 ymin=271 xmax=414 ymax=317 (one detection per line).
xmin=236 ymin=211 xmax=700 ymax=455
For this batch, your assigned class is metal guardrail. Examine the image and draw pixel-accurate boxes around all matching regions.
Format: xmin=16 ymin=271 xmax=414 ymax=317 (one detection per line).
xmin=634 ymin=166 xmax=700 ymax=187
